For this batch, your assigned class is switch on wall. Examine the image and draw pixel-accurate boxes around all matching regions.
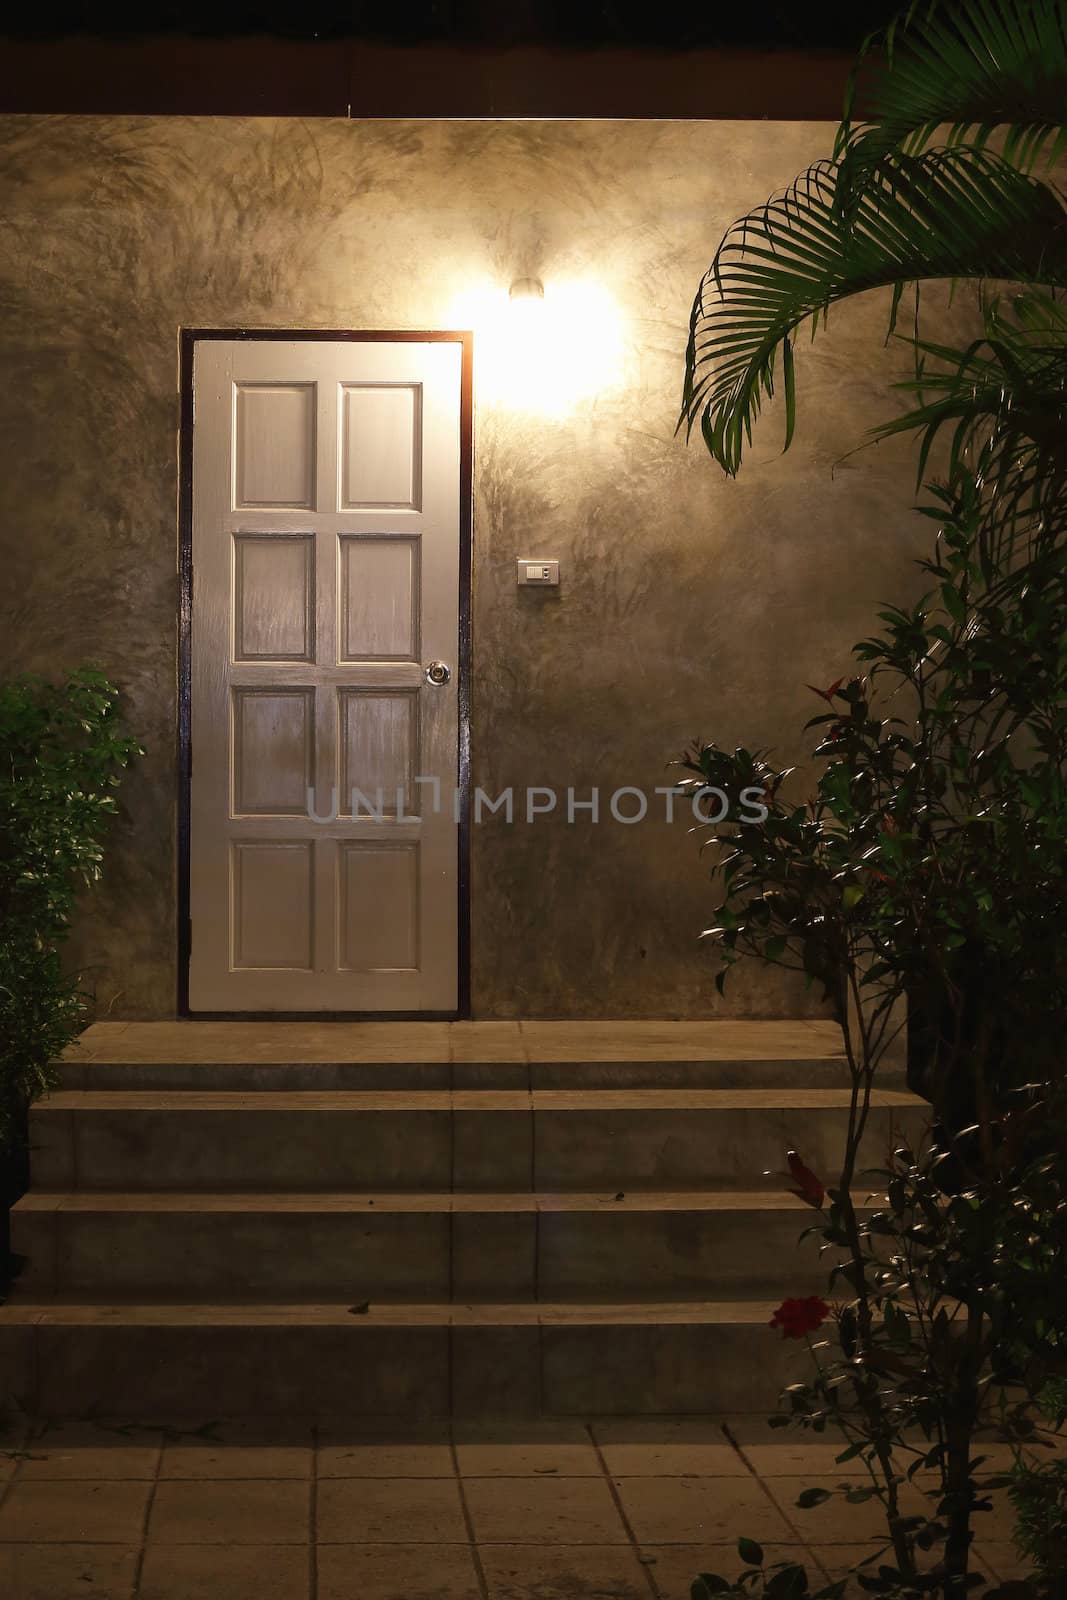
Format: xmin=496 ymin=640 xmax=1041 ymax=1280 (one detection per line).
xmin=517 ymin=559 xmax=560 ymax=586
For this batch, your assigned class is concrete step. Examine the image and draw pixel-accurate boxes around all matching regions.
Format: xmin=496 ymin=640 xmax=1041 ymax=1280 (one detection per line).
xmin=53 ymin=1054 xmax=877 ymax=1091
xmin=11 ymin=1189 xmax=841 ymax=1298
xmin=55 ymin=1017 xmax=894 ymax=1090
xmin=30 ymin=1087 xmax=925 ymax=1192
xmin=58 ymin=1018 xmax=855 ymax=1080
xmin=10 ymin=1022 xmax=909 ymax=1421
xmin=0 ymin=1297 xmax=810 ymax=1417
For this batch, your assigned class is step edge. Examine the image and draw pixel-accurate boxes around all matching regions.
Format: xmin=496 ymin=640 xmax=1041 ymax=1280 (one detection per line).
xmin=12 ymin=1188 xmax=881 ymax=1214
xmin=33 ymin=1088 xmax=924 ymax=1111
xmin=0 ymin=1297 xmax=806 ymax=1327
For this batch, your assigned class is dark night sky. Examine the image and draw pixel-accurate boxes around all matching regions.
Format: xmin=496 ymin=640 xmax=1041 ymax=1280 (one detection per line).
xmin=6 ymin=2 xmax=903 ymax=49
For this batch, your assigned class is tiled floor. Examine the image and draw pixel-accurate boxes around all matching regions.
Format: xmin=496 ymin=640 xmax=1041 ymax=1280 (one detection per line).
xmin=0 ymin=1413 xmax=1035 ymax=1598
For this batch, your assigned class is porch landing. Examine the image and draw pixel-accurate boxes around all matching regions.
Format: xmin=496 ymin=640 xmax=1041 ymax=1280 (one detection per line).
xmin=63 ymin=1018 xmax=846 ymax=1066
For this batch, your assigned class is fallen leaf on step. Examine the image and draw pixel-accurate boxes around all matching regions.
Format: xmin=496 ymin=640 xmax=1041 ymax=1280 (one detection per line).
xmin=348 ymin=1302 xmax=371 ymax=1315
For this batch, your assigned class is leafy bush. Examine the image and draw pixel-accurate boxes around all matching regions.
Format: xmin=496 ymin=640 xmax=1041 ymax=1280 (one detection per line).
xmin=1007 ymin=1384 xmax=1067 ymax=1582
xmin=674 ymin=4 xmax=1067 ymax=1587
xmin=678 ymin=464 xmax=1067 ymax=1593
xmin=683 ymin=426 xmax=1067 ymax=1129
xmin=1011 ymin=1458 xmax=1067 ymax=1583
xmin=0 ymin=669 xmax=141 ymax=1164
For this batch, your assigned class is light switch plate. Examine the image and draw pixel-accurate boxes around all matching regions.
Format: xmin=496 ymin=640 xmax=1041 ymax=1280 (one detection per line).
xmin=517 ymin=558 xmax=560 ymax=586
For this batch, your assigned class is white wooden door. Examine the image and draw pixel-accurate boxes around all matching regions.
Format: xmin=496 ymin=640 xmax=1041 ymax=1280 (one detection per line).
xmin=189 ymin=337 xmax=463 ymax=1011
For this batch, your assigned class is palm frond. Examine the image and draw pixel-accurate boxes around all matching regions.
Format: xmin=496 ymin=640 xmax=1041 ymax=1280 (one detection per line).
xmin=875 ymin=301 xmax=1067 ymax=481
xmin=884 ymin=297 xmax=1067 ymax=576
xmin=681 ymin=148 xmax=1067 ymax=477
xmin=839 ymin=0 xmax=1067 ymax=181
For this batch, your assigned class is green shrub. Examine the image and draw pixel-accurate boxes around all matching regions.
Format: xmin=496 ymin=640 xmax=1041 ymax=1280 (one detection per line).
xmin=0 ymin=669 xmax=141 ymax=1163
xmin=1011 ymin=1458 xmax=1067 ymax=1583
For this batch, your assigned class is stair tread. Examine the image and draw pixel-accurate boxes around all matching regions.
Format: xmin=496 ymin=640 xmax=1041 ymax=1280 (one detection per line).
xmin=13 ymin=1188 xmax=852 ymax=1214
xmin=0 ymin=1296 xmax=796 ymax=1327
xmin=36 ymin=1086 xmax=921 ymax=1111
xmin=63 ymin=1018 xmax=846 ymax=1066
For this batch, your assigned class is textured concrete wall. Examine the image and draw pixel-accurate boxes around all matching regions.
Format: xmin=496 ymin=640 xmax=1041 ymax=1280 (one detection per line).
xmin=0 ymin=116 xmax=949 ymax=1019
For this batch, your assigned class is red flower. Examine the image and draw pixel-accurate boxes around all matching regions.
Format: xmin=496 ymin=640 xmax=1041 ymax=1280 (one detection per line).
xmin=770 ymin=1296 xmax=830 ymax=1340
xmin=786 ymin=1150 xmax=825 ymax=1209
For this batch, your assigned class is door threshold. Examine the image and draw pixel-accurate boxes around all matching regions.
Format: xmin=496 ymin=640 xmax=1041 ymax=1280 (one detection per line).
xmin=183 ymin=1010 xmax=463 ymax=1022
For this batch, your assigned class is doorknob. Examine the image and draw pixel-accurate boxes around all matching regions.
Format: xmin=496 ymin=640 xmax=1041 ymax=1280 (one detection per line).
xmin=425 ymin=661 xmax=452 ymax=686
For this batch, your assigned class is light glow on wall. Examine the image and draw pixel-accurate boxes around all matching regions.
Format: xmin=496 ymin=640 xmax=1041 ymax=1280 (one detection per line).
xmin=447 ymin=276 xmax=626 ymax=417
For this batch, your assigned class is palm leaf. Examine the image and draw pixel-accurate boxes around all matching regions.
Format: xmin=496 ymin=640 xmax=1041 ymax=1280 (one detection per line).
xmin=839 ymin=0 xmax=1067 ymax=181
xmin=876 ymin=311 xmax=1067 ymax=478
xmin=885 ymin=297 xmax=1067 ymax=575
xmin=681 ymin=148 xmax=1067 ymax=477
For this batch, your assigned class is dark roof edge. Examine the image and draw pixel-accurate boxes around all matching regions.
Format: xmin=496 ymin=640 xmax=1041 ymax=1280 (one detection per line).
xmin=0 ymin=37 xmax=855 ymax=119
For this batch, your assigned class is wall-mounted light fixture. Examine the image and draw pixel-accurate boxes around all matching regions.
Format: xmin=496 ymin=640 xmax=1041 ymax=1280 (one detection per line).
xmin=447 ymin=273 xmax=624 ymax=417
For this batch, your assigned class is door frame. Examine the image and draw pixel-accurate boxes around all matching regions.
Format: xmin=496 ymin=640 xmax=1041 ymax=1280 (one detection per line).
xmin=177 ymin=327 xmax=474 ymax=1019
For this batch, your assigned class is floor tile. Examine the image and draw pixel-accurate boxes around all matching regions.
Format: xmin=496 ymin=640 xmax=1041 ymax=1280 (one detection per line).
xmin=317 ymin=1477 xmax=468 ymax=1544
xmin=317 ymin=1420 xmax=454 ymax=1479
xmin=0 ymin=1480 xmax=150 ymax=1544
xmin=0 ymin=1542 xmax=139 ymax=1599
xmin=138 ymin=1543 xmax=309 ymax=1600
xmin=454 ymin=1420 xmax=600 ymax=1478
xmin=480 ymin=1542 xmax=651 ymax=1599
xmin=464 ymin=1476 xmax=626 ymax=1545
xmin=613 ymin=1477 xmax=790 ymax=1545
xmin=147 ymin=1478 xmax=309 ymax=1544
xmin=640 ymin=1544 xmax=812 ymax=1600
xmin=159 ymin=1417 xmax=312 ymax=1479
xmin=317 ymin=1543 xmax=481 ymax=1599
xmin=976 ymin=1541 xmax=1039 ymax=1581
xmin=726 ymin=1417 xmax=858 ymax=1477
xmin=735 ymin=1420 xmax=1047 ymax=1486
xmin=763 ymin=1476 xmax=932 ymax=1545
xmin=17 ymin=1421 xmax=161 ymax=1481
xmin=594 ymin=1418 xmax=739 ymax=1477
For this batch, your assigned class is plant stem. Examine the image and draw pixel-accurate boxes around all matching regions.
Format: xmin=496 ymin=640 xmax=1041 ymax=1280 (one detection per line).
xmin=940 ymin=1305 xmax=985 ymax=1597
xmin=839 ymin=955 xmax=917 ymax=1582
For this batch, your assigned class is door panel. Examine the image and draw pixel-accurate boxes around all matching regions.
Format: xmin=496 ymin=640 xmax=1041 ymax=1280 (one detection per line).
xmin=189 ymin=337 xmax=463 ymax=1011
xmin=234 ymin=383 xmax=316 ymax=509
xmin=340 ymin=384 xmax=422 ymax=509
xmin=338 ymin=535 xmax=419 ymax=660
xmin=231 ymin=843 xmax=315 ymax=970
xmin=233 ymin=534 xmax=315 ymax=662
xmin=338 ymin=844 xmax=420 ymax=971
xmin=338 ymin=689 xmax=418 ymax=814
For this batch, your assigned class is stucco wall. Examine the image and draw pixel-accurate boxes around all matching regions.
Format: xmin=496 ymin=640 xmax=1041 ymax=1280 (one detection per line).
xmin=0 ymin=115 xmax=948 ymax=1019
